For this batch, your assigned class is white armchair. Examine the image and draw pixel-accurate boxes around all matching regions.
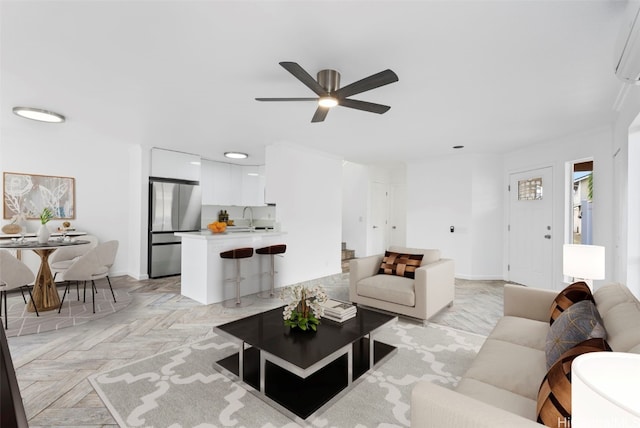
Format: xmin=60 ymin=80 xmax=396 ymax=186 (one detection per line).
xmin=349 ymin=246 xmax=455 ymax=322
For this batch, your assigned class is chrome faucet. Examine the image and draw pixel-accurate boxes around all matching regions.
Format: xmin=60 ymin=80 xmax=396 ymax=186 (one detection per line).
xmin=242 ymin=206 xmax=254 ymax=228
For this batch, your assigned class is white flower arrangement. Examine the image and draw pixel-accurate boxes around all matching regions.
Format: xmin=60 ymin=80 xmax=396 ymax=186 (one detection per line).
xmin=9 ymin=213 xmax=27 ymax=224
xmin=281 ymin=284 xmax=328 ymax=331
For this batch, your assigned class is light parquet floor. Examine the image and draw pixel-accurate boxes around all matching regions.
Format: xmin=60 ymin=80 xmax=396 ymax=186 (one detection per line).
xmin=6 ymin=274 xmax=504 ymax=427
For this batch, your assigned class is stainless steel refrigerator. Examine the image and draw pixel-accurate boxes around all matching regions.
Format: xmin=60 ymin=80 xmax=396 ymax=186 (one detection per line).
xmin=148 ymin=178 xmax=201 ymax=278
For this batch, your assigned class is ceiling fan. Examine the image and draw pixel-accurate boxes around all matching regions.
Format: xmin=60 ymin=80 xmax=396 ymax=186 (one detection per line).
xmin=256 ymin=62 xmax=399 ymax=123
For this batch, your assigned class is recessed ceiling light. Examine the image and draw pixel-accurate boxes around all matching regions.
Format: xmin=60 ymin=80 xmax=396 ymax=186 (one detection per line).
xmin=318 ymin=96 xmax=338 ymax=108
xmin=190 ymin=161 xmax=201 ymax=165
xmin=224 ymin=152 xmax=248 ymax=159
xmin=247 ymin=172 xmax=259 ymax=177
xmin=13 ymin=106 xmax=65 ymax=123
xmin=453 ymin=145 xmax=464 ymax=149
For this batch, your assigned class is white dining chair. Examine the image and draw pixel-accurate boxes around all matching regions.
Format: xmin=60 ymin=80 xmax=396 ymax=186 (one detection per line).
xmin=58 ymin=241 xmax=118 ymax=313
xmin=95 ymin=240 xmax=118 ymax=303
xmin=0 ymin=250 xmax=38 ymax=329
xmin=50 ymin=235 xmax=98 ymax=299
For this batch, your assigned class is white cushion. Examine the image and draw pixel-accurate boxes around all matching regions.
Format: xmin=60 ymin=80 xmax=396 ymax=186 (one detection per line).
xmin=594 ymin=282 xmax=637 ymax=316
xmin=90 ymin=266 xmax=109 ymax=279
xmin=456 ymin=378 xmax=537 ymax=420
xmin=488 ymin=316 xmax=549 ymax=351
xmin=599 ymin=302 xmax=640 ymax=352
xmin=357 ymin=275 xmax=415 ymax=306
xmin=51 ymin=258 xmax=79 ymax=270
xmin=462 ymin=338 xmax=546 ymax=400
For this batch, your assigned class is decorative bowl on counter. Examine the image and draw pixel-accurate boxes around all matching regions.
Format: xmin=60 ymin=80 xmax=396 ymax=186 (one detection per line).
xmin=1 ymin=223 xmax=22 ymax=234
xmin=207 ymin=221 xmax=227 ymax=233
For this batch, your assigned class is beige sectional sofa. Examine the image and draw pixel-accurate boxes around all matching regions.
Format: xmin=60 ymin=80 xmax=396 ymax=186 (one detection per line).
xmin=349 ymin=246 xmax=455 ymax=322
xmin=410 ymin=282 xmax=640 ymax=427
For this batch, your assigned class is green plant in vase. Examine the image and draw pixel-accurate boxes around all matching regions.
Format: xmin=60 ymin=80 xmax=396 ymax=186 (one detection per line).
xmin=40 ymin=207 xmax=54 ymax=224
xmin=36 ymin=207 xmax=54 ymax=243
xmin=281 ymin=284 xmax=328 ymax=331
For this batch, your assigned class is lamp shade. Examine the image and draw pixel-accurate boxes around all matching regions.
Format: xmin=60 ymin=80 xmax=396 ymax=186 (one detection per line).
xmin=572 ymin=352 xmax=640 ymax=427
xmin=563 ymin=244 xmax=605 ymax=281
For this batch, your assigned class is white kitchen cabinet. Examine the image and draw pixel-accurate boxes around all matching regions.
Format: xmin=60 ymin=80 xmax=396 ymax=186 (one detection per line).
xmin=229 ymin=164 xmax=243 ymax=206
xmin=201 ymin=160 xmax=265 ymax=206
xmin=240 ymin=165 xmax=265 ymax=206
xmin=151 ymin=148 xmax=200 ymax=182
xmin=201 ymin=160 xmax=232 ymax=205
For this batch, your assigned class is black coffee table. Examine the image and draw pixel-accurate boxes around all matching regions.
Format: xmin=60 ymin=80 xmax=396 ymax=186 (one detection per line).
xmin=213 ymin=306 xmax=397 ymax=420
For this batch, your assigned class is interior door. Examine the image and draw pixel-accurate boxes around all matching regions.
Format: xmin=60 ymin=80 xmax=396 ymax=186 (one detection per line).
xmin=508 ymin=167 xmax=553 ymax=288
xmin=370 ymin=182 xmax=388 ymax=254
xmin=389 ymin=184 xmax=406 ymax=247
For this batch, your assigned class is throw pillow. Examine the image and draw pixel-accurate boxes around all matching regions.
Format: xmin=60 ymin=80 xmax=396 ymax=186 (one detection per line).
xmin=545 ymin=300 xmax=606 ymax=369
xmin=549 ymin=281 xmax=594 ymax=325
xmin=378 ymin=251 xmax=424 ymax=279
xmin=537 ymin=338 xmax=612 ymax=427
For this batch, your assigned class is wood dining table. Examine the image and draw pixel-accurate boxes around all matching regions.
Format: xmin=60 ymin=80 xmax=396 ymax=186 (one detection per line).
xmin=0 ymin=239 xmax=90 ymax=312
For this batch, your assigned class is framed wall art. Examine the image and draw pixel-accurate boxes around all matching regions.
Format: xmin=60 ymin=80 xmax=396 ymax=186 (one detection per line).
xmin=3 ymin=172 xmax=75 ymax=220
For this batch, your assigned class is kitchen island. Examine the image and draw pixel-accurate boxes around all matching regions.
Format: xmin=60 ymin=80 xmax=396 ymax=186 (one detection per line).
xmin=175 ymin=230 xmax=287 ymax=305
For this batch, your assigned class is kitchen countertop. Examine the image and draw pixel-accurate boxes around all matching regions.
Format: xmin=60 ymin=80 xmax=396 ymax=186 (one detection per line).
xmin=175 ymin=230 xmax=286 ymax=240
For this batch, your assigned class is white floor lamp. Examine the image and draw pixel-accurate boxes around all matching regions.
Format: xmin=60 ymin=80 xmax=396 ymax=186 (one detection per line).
xmin=562 ymin=244 xmax=605 ymax=289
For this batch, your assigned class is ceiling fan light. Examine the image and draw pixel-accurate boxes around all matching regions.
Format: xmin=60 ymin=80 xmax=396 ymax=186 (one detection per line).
xmin=224 ymin=152 xmax=248 ymax=159
xmin=318 ymin=97 xmax=338 ymax=108
xmin=13 ymin=106 xmax=65 ymax=123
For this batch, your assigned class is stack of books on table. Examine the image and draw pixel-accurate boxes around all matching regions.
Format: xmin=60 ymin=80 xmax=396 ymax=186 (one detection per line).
xmin=322 ymin=299 xmax=357 ymax=322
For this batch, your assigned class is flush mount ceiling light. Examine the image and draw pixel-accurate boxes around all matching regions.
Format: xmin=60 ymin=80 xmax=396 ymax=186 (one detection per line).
xmin=13 ymin=106 xmax=65 ymax=123
xmin=318 ymin=96 xmax=338 ymax=108
xmin=224 ymin=152 xmax=248 ymax=159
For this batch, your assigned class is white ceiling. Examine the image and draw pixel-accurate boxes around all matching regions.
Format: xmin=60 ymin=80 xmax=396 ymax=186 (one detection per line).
xmin=0 ymin=0 xmax=629 ymax=165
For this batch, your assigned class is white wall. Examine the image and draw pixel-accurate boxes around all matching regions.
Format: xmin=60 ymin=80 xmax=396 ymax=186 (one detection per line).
xmin=471 ymin=155 xmax=505 ymax=279
xmin=503 ymin=127 xmax=614 ymax=291
xmin=128 ymin=145 xmax=149 ymax=279
xmin=1 ymin=123 xmax=134 ymax=277
xmin=342 ymin=162 xmax=407 ymax=258
xmin=406 ymin=154 xmax=503 ymax=280
xmin=341 ymin=161 xmax=368 ymax=258
xmin=627 ymin=129 xmax=640 ymax=295
xmin=266 ymin=143 xmax=342 ymax=285
xmin=613 ymin=84 xmax=640 ymax=298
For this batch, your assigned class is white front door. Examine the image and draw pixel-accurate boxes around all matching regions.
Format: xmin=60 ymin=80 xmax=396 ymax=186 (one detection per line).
xmin=508 ymin=167 xmax=553 ymax=288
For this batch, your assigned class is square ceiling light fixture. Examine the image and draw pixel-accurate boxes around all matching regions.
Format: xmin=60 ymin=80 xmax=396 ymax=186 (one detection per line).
xmin=13 ymin=107 xmax=65 ymax=123
xmin=224 ymin=152 xmax=248 ymax=159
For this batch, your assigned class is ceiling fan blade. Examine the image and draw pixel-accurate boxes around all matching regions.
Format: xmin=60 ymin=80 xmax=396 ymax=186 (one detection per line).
xmin=311 ymin=106 xmax=329 ymax=123
xmin=339 ymin=98 xmax=391 ymax=114
xmin=334 ymin=69 xmax=398 ymax=99
xmin=279 ymin=62 xmax=327 ymax=96
xmin=255 ymin=98 xmax=318 ymax=102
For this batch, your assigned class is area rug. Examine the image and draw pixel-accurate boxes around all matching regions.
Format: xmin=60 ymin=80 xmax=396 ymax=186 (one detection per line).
xmin=89 ymin=321 xmax=485 ymax=427
xmin=4 ymin=285 xmax=132 ymax=337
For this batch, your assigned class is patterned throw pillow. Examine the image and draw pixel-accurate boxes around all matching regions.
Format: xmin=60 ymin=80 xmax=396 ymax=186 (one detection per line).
xmin=545 ymin=300 xmax=606 ymax=369
xmin=378 ymin=251 xmax=424 ymax=279
xmin=537 ymin=338 xmax=612 ymax=426
xmin=549 ymin=281 xmax=594 ymax=325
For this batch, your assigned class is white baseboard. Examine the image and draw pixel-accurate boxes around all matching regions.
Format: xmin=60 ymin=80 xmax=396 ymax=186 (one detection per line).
xmin=455 ymin=273 xmax=506 ymax=281
xmin=113 ymin=272 xmax=148 ymax=280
